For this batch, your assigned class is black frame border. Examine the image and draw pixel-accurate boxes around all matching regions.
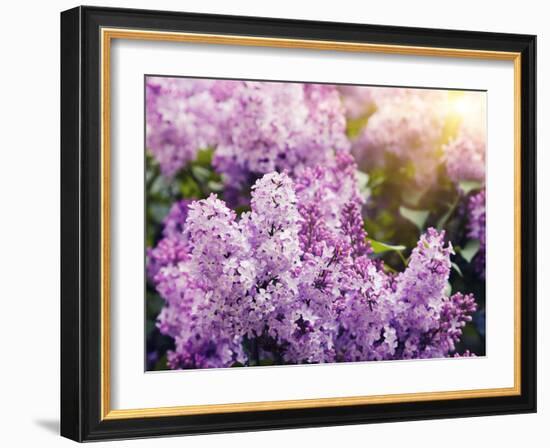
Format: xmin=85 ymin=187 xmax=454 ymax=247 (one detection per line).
xmin=61 ymin=5 xmax=536 ymax=442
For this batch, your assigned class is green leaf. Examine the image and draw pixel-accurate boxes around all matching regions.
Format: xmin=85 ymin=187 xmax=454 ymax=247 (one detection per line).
xmin=259 ymin=359 xmax=275 ymax=366
xmin=154 ymin=355 xmax=168 ymax=371
xmin=444 ymin=281 xmax=452 ymax=297
xmin=368 ymin=238 xmax=406 ymax=254
xmin=195 ymin=147 xmax=214 ymax=166
xmin=399 ymin=206 xmax=429 ymax=230
xmin=401 ymin=160 xmax=416 ymax=179
xmin=191 ymin=165 xmax=211 ymax=182
xmin=180 ymin=176 xmax=201 ymax=198
xmin=207 ymin=180 xmax=224 ymax=192
xmin=451 ymin=262 xmax=463 ymax=277
xmin=459 ymin=239 xmax=481 ymax=263
xmin=356 ymin=170 xmax=371 ymax=201
xmin=367 ymin=168 xmax=386 ymax=190
xmin=346 ymin=114 xmax=370 ymax=138
xmin=436 ymin=199 xmax=458 ymax=230
xmin=458 ymin=180 xmax=482 ymax=195
xmin=401 ymin=188 xmax=425 ymax=207
xmin=149 ymin=175 xmax=168 ymax=195
xmin=149 ymin=203 xmax=170 ymax=223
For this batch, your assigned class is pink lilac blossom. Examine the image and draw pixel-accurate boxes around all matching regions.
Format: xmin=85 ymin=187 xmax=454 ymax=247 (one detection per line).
xmin=444 ymin=130 xmax=486 ymax=184
xmin=351 ymin=88 xmax=449 ymax=187
xmin=443 ymin=92 xmax=486 ymax=186
xmin=148 ymin=168 xmax=477 ymax=368
xmin=467 ymin=190 xmax=486 ymax=279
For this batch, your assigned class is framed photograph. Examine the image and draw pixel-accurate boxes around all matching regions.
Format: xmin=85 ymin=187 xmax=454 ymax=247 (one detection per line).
xmin=60 ymin=6 xmax=536 ymax=441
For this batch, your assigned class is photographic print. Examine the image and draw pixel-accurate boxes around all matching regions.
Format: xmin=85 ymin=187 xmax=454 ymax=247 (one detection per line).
xmin=144 ymin=77 xmax=487 ymax=371
xmin=61 ymin=8 xmax=536 ymax=440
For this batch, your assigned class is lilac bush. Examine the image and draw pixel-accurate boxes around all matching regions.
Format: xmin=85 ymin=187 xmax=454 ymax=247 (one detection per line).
xmin=148 ymin=170 xmax=477 ymax=368
xmin=145 ymin=78 xmax=486 ymax=370
xmin=146 ymin=78 xmax=349 ymax=191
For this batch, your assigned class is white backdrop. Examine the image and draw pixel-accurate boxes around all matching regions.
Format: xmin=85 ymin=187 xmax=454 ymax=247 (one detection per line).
xmin=0 ymin=0 xmax=546 ymax=447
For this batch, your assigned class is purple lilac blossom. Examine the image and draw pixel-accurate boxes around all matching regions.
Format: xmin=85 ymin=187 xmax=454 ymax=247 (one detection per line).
xmin=443 ymin=92 xmax=486 ymax=186
xmin=146 ymin=200 xmax=191 ymax=280
xmin=444 ymin=130 xmax=486 ymax=185
xmin=161 ymin=199 xmax=192 ymax=239
xmin=467 ymin=190 xmax=486 ymax=279
xmin=212 ymin=82 xmax=350 ymax=191
xmin=351 ymin=88 xmax=449 ymax=188
xmin=148 ymin=168 xmax=477 ymax=368
xmin=145 ymin=77 xmax=237 ymax=177
xmin=147 ymin=78 xmax=351 ymax=195
xmin=390 ymin=229 xmax=475 ymax=358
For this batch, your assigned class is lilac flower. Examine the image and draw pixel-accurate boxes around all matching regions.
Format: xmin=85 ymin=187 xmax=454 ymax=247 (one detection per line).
xmin=167 ymin=337 xmax=246 ymax=370
xmin=146 ymin=237 xmax=189 ymax=282
xmin=437 ymin=292 xmax=477 ymax=353
xmin=454 ymin=349 xmax=477 ymax=358
xmin=339 ymin=228 xmax=476 ymax=361
xmin=351 ymin=88 xmax=449 ymax=187
xmin=467 ymin=190 xmax=486 ymax=278
xmin=394 ymin=228 xmax=453 ymax=309
xmin=146 ymin=78 xmax=352 ymax=201
xmin=441 ymin=91 xmax=486 ymax=186
xmin=148 ymin=168 xmax=478 ymax=368
xmin=146 ymin=200 xmax=191 ymax=281
xmin=161 ymin=199 xmax=192 ymax=239
xmin=295 ymin=151 xmax=360 ymax=231
xmin=444 ymin=130 xmax=486 ymax=185
xmin=145 ymin=77 xmax=236 ymax=177
xmin=212 ymin=82 xmax=350 ymax=191
xmin=390 ymin=229 xmax=456 ymax=359
xmin=333 ymin=255 xmax=396 ymax=362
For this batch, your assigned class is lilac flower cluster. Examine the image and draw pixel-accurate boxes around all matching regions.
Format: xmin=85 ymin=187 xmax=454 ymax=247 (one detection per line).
xmin=146 ymin=77 xmax=237 ymax=177
xmin=146 ymin=199 xmax=191 ymax=280
xmin=146 ymin=78 xmax=350 ymax=190
xmin=148 ymin=167 xmax=477 ymax=368
xmin=444 ymin=130 xmax=486 ymax=185
xmin=349 ymin=88 xmax=449 ymax=188
xmin=443 ymin=92 xmax=487 ymax=186
xmin=212 ymin=82 xmax=350 ymax=191
xmin=467 ymin=190 xmax=486 ymax=278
